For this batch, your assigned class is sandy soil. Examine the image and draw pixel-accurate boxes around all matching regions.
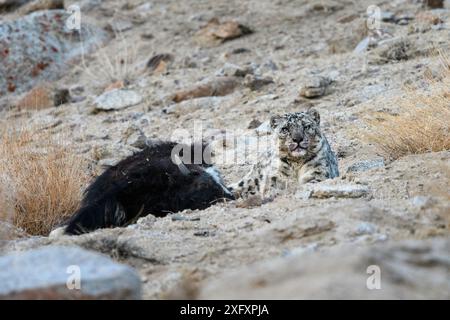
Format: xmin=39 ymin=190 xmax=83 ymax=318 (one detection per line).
xmin=0 ymin=0 xmax=449 ymax=299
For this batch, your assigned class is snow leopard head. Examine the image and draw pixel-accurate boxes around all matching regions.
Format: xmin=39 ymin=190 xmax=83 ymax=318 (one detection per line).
xmin=270 ymin=109 xmax=323 ymax=160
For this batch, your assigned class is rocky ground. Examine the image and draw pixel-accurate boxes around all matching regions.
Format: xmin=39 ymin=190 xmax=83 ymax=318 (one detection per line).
xmin=0 ymin=0 xmax=449 ymax=299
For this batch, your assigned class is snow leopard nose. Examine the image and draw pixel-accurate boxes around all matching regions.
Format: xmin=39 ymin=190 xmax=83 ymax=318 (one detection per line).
xmin=292 ymin=131 xmax=303 ymax=143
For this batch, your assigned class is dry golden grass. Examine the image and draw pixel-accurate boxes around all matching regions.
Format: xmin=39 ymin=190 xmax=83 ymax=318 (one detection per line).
xmin=364 ymin=58 xmax=450 ymax=160
xmin=0 ymin=125 xmax=89 ymax=236
xmin=16 ymin=85 xmax=53 ymax=111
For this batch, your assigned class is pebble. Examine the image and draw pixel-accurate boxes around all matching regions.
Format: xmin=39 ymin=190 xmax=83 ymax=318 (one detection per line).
xmin=355 ymin=222 xmax=377 ymax=235
xmin=243 ymin=74 xmax=274 ymax=91
xmin=299 ymin=76 xmax=331 ymax=98
xmin=94 ymin=89 xmax=143 ymax=111
xmin=297 ymin=183 xmax=370 ymax=199
xmin=346 ymin=158 xmax=385 ymax=173
xmin=410 ymin=196 xmax=435 ymax=209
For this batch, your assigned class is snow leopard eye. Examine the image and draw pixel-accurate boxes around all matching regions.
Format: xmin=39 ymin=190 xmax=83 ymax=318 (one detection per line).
xmin=280 ymin=127 xmax=289 ymax=134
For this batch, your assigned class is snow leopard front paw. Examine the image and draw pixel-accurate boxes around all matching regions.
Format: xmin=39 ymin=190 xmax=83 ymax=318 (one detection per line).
xmin=228 ymin=178 xmax=260 ymax=199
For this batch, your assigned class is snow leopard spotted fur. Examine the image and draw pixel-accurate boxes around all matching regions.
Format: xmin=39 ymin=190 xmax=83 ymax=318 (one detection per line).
xmin=228 ymin=109 xmax=339 ymax=199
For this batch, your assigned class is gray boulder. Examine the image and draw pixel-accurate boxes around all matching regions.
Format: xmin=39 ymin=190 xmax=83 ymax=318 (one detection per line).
xmin=0 ymin=246 xmax=141 ymax=299
xmin=0 ymin=10 xmax=108 ymax=96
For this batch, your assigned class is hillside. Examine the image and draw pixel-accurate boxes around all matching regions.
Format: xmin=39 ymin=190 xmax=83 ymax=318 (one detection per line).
xmin=0 ymin=0 xmax=449 ymax=299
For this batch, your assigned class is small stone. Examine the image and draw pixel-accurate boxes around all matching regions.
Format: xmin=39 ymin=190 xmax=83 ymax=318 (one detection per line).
xmin=298 ymin=183 xmax=370 ymax=199
xmin=172 ymin=77 xmax=239 ymax=103
xmin=98 ymin=158 xmax=121 ymax=168
xmin=141 ymin=32 xmax=154 ymax=40
xmin=0 ymin=246 xmax=141 ymax=299
xmin=171 ymin=214 xmax=200 ymax=222
xmin=70 ymin=86 xmax=85 ymax=95
xmin=195 ymin=18 xmax=252 ymax=46
xmin=327 ymin=70 xmax=340 ymax=82
xmin=247 ymin=119 xmax=262 ymax=129
xmin=147 ymin=54 xmax=174 ymax=74
xmin=122 ymin=125 xmax=148 ymax=149
xmin=410 ymin=196 xmax=435 ymax=209
xmin=106 ymin=19 xmax=133 ymax=33
xmin=194 ymin=230 xmax=215 ymax=237
xmin=263 ymin=60 xmax=278 ymax=71
xmin=231 ymin=48 xmax=250 ymax=54
xmin=353 ymin=37 xmax=370 ymax=54
xmin=355 ymin=222 xmax=376 ymax=235
xmin=255 ymin=121 xmax=272 ymax=136
xmin=94 ymin=89 xmax=142 ymax=111
xmin=243 ymin=74 xmax=274 ymax=91
xmin=376 ymin=234 xmax=388 ymax=242
xmin=296 ymin=189 xmax=313 ymax=200
xmin=346 ymin=158 xmax=385 ymax=173
xmin=53 ymin=88 xmax=71 ymax=106
xmin=135 ymin=2 xmax=153 ymax=12
xmin=381 ymin=11 xmax=396 ymax=22
xmin=217 ymin=63 xmax=251 ymax=77
xmin=308 ymin=1 xmax=343 ymax=13
xmin=299 ymin=76 xmax=331 ymax=98
xmin=182 ymin=56 xmax=198 ymax=68
xmin=396 ymin=19 xmax=409 ymax=25
xmin=104 ymin=80 xmax=125 ymax=92
xmin=284 ymin=243 xmax=319 ymax=257
xmin=135 ymin=214 xmax=157 ymax=228
xmin=425 ymin=0 xmax=444 ymax=9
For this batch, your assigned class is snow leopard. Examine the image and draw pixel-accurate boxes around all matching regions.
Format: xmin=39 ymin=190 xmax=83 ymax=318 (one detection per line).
xmin=228 ymin=109 xmax=339 ymax=199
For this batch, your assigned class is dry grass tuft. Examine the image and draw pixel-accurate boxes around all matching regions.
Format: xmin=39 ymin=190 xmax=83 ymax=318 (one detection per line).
xmin=364 ymin=58 xmax=450 ymax=160
xmin=0 ymin=125 xmax=89 ymax=236
xmin=76 ymin=28 xmax=142 ymax=89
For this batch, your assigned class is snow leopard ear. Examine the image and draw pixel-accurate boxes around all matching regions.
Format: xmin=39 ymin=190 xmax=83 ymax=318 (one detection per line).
xmin=270 ymin=115 xmax=283 ymax=129
xmin=308 ymin=108 xmax=320 ymax=125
